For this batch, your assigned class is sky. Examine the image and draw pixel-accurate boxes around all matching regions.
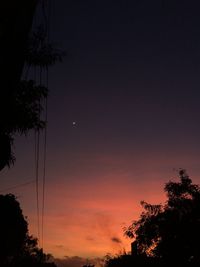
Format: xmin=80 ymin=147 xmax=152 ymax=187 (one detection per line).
xmin=2 ymin=0 xmax=200 ymax=264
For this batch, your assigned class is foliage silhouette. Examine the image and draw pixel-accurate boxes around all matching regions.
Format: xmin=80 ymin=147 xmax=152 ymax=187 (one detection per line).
xmin=0 ymin=194 xmax=27 ymax=264
xmin=0 ymin=1 xmax=39 ymax=170
xmin=106 ymin=170 xmax=200 ymax=267
xmin=0 ymin=194 xmax=56 ymax=267
xmin=0 ymin=2 xmax=63 ymax=171
xmin=123 ymin=169 xmax=200 ymax=265
xmin=26 ymin=25 xmax=63 ymax=67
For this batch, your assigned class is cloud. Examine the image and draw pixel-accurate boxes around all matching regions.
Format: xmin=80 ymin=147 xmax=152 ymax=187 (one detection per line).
xmin=86 ymin=236 xmax=95 ymax=241
xmin=54 ymin=256 xmax=103 ymax=267
xmin=111 ymin=237 xmax=122 ymax=244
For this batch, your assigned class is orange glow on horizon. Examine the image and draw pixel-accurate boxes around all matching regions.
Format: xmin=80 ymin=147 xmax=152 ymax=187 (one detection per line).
xmin=26 ymin=173 xmax=167 ymax=258
xmin=2 ymin=137 xmax=200 ymax=259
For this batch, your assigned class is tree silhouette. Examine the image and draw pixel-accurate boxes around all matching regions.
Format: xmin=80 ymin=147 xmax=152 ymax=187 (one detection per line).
xmin=0 ymin=2 xmax=63 ymax=171
xmin=0 ymin=1 xmax=39 ymax=169
xmin=0 ymin=194 xmax=56 ymax=267
xmin=0 ymin=194 xmax=28 ymax=265
xmin=124 ymin=169 xmax=200 ymax=265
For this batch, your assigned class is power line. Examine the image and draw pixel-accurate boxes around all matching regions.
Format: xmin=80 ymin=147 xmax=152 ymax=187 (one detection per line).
xmin=41 ymin=70 xmax=48 ymax=249
xmin=41 ymin=0 xmax=51 ymax=249
xmin=0 ymin=180 xmax=35 ymax=193
xmin=26 ymin=0 xmax=50 ymax=249
xmin=35 ymin=128 xmax=41 ymax=245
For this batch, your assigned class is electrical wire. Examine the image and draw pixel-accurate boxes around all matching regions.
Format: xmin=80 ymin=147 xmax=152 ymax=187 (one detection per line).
xmin=35 ymin=128 xmax=41 ymax=245
xmin=26 ymin=0 xmax=50 ymax=249
xmin=41 ymin=68 xmax=48 ymax=249
xmin=0 ymin=180 xmax=35 ymax=193
xmin=41 ymin=0 xmax=51 ymax=249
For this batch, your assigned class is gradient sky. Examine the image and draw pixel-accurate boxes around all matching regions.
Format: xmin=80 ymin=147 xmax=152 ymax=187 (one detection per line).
xmin=1 ymin=0 xmax=200 ymax=262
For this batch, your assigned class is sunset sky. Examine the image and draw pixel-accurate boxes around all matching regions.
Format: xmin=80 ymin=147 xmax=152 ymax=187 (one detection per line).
xmin=1 ymin=0 xmax=200 ymax=264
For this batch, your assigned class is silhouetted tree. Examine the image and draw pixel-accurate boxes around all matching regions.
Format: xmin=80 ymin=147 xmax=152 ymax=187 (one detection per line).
xmin=0 ymin=194 xmax=28 ymax=265
xmin=1 ymin=1 xmax=39 ymax=94
xmin=0 ymin=194 xmax=56 ymax=267
xmin=124 ymin=169 xmax=200 ymax=265
xmin=0 ymin=2 xmax=63 ymax=170
xmin=0 ymin=1 xmax=39 ymax=170
xmin=0 ymin=79 xmax=48 ymax=170
xmin=0 ymin=2 xmax=37 ymax=168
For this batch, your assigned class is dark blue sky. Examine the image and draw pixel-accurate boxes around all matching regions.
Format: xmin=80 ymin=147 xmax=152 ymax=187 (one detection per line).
xmin=47 ymin=0 xmax=200 ymax=158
